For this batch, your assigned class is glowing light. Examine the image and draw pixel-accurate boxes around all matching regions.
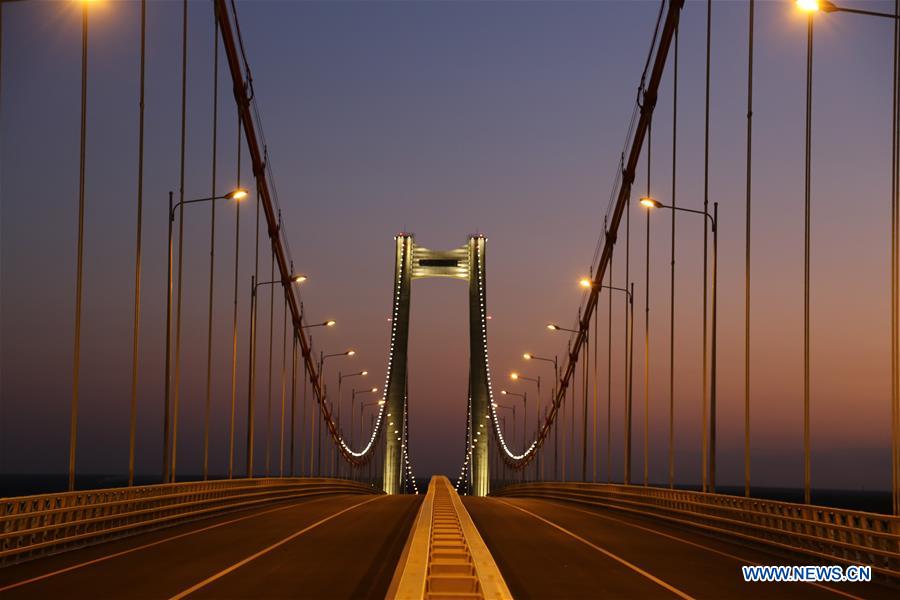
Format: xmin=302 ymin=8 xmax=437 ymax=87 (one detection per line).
xmin=796 ymin=0 xmax=820 ymax=12
xmin=640 ymin=197 xmax=662 ymax=209
xmin=547 ymin=324 xmax=560 ymax=331
xmin=325 ymin=320 xmax=337 ymax=327
xmin=579 ymin=278 xmax=592 ymax=288
xmin=227 ymin=188 xmax=249 ymax=200
xmin=346 ymin=350 xmax=356 ymax=356
xmin=510 ymin=373 xmax=519 ymax=380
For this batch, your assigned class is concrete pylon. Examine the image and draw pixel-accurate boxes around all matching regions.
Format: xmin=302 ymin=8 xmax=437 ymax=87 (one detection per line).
xmin=381 ymin=234 xmax=492 ymax=496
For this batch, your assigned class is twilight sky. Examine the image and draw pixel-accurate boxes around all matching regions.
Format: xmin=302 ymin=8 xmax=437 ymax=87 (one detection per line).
xmin=1 ymin=0 xmax=898 ymax=490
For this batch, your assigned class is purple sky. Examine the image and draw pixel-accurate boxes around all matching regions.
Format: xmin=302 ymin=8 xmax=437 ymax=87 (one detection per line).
xmin=1 ymin=0 xmax=898 ymax=490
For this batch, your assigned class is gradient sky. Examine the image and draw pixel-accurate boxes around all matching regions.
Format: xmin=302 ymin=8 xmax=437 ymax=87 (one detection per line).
xmin=1 ymin=0 xmax=898 ymax=490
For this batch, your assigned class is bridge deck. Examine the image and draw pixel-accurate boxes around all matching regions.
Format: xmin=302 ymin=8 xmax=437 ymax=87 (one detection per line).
xmin=464 ymin=497 xmax=897 ymax=600
xmin=0 ymin=493 xmax=421 ymax=599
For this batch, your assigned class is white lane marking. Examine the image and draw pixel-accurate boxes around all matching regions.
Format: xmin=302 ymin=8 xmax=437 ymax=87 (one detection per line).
xmin=532 ymin=498 xmax=865 ymax=600
xmin=169 ymin=496 xmax=382 ymax=599
xmin=0 ymin=494 xmax=358 ymax=593
xmin=496 ymin=499 xmax=695 ymax=599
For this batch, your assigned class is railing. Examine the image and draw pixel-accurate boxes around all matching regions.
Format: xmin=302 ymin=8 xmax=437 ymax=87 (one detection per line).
xmin=492 ymin=482 xmax=900 ymax=580
xmin=1 ymin=477 xmax=379 ymax=566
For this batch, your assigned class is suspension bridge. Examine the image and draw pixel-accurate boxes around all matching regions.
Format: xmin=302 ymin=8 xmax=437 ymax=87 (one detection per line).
xmin=2 ymin=0 xmax=900 ymax=597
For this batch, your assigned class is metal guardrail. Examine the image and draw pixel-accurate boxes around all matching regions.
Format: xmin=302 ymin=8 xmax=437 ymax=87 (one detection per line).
xmin=1 ymin=477 xmax=378 ymax=566
xmin=492 ymin=482 xmax=900 ymax=580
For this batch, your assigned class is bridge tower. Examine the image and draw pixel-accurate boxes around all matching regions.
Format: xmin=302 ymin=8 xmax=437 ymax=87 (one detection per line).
xmin=383 ymin=234 xmax=491 ymax=496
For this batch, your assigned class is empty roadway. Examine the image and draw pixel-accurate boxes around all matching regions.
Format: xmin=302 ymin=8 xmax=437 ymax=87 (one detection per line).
xmin=464 ymin=496 xmax=897 ymax=600
xmin=0 ymin=493 xmax=420 ymax=599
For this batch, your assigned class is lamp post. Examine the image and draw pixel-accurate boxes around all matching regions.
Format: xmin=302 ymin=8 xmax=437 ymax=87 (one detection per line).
xmin=510 ymin=371 xmax=539 ymax=482
xmin=523 ymin=352 xmax=557 ymax=480
xmin=244 ymin=270 xmax=305 ymax=478
xmin=165 ymin=188 xmax=246 ymax=482
xmin=581 ymin=279 xmax=636 ymax=484
xmin=495 ymin=402 xmax=518 ymax=453
xmin=797 ymin=0 xmax=900 ymax=517
xmin=319 ymin=349 xmax=355 ymax=476
xmin=500 ymin=390 xmax=526 ymax=451
xmin=340 ymin=372 xmax=368 ymax=446
xmin=351 ymin=386 xmax=377 ymax=447
xmin=797 ymin=0 xmax=900 ymax=19
xmin=360 ymin=398 xmax=384 ymax=444
xmin=641 ymin=196 xmax=718 ymax=489
xmin=548 ymin=323 xmax=589 ymax=481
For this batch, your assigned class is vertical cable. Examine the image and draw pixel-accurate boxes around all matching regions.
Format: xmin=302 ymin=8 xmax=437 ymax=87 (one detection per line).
xmin=266 ymin=249 xmax=274 ymax=476
xmin=171 ymin=0 xmax=188 ymax=482
xmin=228 ymin=110 xmax=241 ymax=479
xmin=69 ymin=1 xmax=89 ymax=492
xmin=203 ymin=6 xmax=219 ymax=482
xmin=247 ymin=179 xmax=261 ymax=477
xmin=891 ymin=0 xmax=899 ymax=517
xmin=582 ymin=323 xmax=589 ymax=482
xmin=644 ymin=121 xmax=651 ymax=488
xmin=701 ymin=0 xmax=711 ymax=493
xmin=280 ymin=294 xmax=287 ymax=477
xmin=669 ymin=24 xmax=678 ymax=491
xmin=744 ymin=0 xmax=755 ymax=499
xmin=803 ymin=13 xmax=813 ymax=506
xmin=625 ymin=161 xmax=632 ymax=486
xmin=290 ymin=330 xmax=297 ymax=476
xmin=607 ymin=248 xmax=613 ymax=483
xmin=128 ymin=0 xmax=147 ymax=487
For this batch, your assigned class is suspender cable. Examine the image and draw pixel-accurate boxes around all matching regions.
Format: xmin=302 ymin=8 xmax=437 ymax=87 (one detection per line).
xmin=128 ymin=0 xmax=147 ymax=487
xmin=247 ymin=187 xmax=260 ymax=477
xmin=228 ymin=109 xmax=241 ymax=479
xmin=290 ymin=329 xmax=297 ymax=476
xmin=803 ymin=11 xmax=813 ymax=506
xmin=644 ymin=119 xmax=651 ymax=488
xmin=171 ymin=0 xmax=189 ymax=482
xmin=266 ymin=248 xmax=274 ymax=476
xmin=69 ymin=0 xmax=88 ymax=492
xmin=625 ymin=160 xmax=632 ymax=486
xmin=744 ymin=0 xmax=755 ymax=499
xmin=607 ymin=246 xmax=613 ymax=483
xmin=702 ymin=0 xmax=711 ymax=493
xmin=891 ymin=0 xmax=899 ymax=516
xmin=668 ymin=23 xmax=678 ymax=490
xmin=280 ymin=293 xmax=287 ymax=476
xmin=203 ymin=5 xmax=219 ymax=482
xmin=582 ymin=317 xmax=589 ymax=481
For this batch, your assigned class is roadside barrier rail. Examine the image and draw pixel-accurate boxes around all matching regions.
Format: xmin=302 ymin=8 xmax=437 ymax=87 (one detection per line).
xmin=492 ymin=482 xmax=900 ymax=580
xmin=1 ymin=477 xmax=378 ymax=566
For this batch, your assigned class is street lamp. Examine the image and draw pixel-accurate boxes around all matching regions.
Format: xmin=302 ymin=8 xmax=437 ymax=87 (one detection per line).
xmin=796 ymin=0 xmax=900 ymax=19
xmin=352 ymin=387 xmax=378 ymax=445
xmin=340 ymin=371 xmax=369 ymax=447
xmin=641 ymin=196 xmax=719 ymax=490
xmin=795 ymin=0 xmax=900 ymax=512
xmin=523 ymin=351 xmax=558 ymax=480
xmin=303 ymin=319 xmax=336 ymax=329
xmin=165 ymin=188 xmax=247 ymax=482
xmin=495 ymin=402 xmax=518 ymax=452
xmin=510 ymin=372 xmax=540 ymax=455
xmin=244 ymin=269 xmax=307 ymax=478
xmin=500 ymin=390 xmax=526 ymax=450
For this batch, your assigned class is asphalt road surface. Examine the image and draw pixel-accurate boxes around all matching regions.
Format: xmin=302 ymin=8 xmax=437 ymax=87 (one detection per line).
xmin=464 ymin=496 xmax=897 ymax=600
xmin=0 ymin=493 xmax=421 ymax=599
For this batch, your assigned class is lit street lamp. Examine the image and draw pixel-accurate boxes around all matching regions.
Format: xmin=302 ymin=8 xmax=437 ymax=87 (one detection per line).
xmin=641 ymin=196 xmax=719 ymax=489
xmin=796 ymin=0 xmax=900 ymax=19
xmin=165 ymin=188 xmax=246 ymax=482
